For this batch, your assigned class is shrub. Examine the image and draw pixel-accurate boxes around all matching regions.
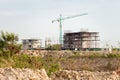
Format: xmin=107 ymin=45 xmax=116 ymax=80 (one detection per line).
xmin=47 ymin=64 xmax=60 ymax=76
xmin=106 ymin=53 xmax=120 ymax=58
xmin=12 ymin=54 xmax=43 ymax=69
xmin=0 ymin=31 xmax=21 ymax=57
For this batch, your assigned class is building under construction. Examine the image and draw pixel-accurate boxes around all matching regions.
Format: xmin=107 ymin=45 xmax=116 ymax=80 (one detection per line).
xmin=63 ymin=30 xmax=99 ymax=50
xmin=22 ymin=39 xmax=42 ymax=50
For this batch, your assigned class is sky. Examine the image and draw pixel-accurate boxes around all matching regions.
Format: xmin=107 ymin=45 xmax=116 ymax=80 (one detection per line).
xmin=0 ymin=0 xmax=120 ymax=47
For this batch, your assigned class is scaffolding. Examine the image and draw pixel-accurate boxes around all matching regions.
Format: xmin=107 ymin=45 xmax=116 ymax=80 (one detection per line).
xmin=63 ymin=31 xmax=99 ymax=50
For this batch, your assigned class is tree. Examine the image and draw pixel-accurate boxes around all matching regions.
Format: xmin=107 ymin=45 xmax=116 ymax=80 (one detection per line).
xmin=52 ymin=44 xmax=61 ymax=50
xmin=0 ymin=31 xmax=21 ymax=57
xmin=45 ymin=44 xmax=61 ymax=50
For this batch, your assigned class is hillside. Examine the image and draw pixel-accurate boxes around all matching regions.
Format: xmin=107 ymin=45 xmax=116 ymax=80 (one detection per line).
xmin=1 ymin=50 xmax=120 ymax=80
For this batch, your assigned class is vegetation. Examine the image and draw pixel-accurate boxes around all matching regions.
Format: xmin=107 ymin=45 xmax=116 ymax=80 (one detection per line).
xmin=0 ymin=31 xmax=60 ymax=76
xmin=46 ymin=44 xmax=61 ymax=50
xmin=1 ymin=31 xmax=120 ymax=76
xmin=1 ymin=50 xmax=120 ymax=75
xmin=0 ymin=54 xmax=60 ymax=76
xmin=0 ymin=31 xmax=21 ymax=57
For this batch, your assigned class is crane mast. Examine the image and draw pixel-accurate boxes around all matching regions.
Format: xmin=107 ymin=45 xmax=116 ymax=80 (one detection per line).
xmin=52 ymin=13 xmax=88 ymax=49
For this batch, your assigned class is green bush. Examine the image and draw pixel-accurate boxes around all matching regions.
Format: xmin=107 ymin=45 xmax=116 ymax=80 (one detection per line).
xmin=47 ymin=64 xmax=60 ymax=76
xmin=0 ymin=31 xmax=21 ymax=57
xmin=106 ymin=53 xmax=120 ymax=58
xmin=12 ymin=54 xmax=43 ymax=69
xmin=0 ymin=50 xmax=11 ymax=58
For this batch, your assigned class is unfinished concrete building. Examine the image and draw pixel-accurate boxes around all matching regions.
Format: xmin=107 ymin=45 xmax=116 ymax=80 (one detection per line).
xmin=63 ymin=31 xmax=99 ymax=50
xmin=22 ymin=39 xmax=42 ymax=50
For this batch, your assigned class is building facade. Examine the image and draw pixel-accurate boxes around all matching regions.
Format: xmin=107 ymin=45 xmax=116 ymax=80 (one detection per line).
xmin=63 ymin=31 xmax=99 ymax=50
xmin=22 ymin=39 xmax=41 ymax=50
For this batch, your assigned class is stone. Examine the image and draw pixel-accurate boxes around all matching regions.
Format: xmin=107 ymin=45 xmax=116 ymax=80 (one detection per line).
xmin=50 ymin=70 xmax=120 ymax=80
xmin=0 ymin=68 xmax=50 ymax=80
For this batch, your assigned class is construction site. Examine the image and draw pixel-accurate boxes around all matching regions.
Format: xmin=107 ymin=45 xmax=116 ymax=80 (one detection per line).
xmin=21 ymin=13 xmax=100 ymax=50
xmin=63 ymin=30 xmax=99 ymax=50
xmin=52 ymin=13 xmax=100 ymax=50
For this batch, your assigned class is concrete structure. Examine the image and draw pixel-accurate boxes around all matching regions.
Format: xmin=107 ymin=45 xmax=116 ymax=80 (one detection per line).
xmin=63 ymin=31 xmax=99 ymax=50
xmin=45 ymin=38 xmax=52 ymax=49
xmin=22 ymin=39 xmax=41 ymax=50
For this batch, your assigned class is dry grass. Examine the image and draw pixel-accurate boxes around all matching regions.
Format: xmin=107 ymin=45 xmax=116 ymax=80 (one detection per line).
xmin=1 ymin=50 xmax=120 ymax=75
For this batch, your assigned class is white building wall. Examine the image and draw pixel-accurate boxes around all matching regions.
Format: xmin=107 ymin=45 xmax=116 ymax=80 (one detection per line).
xmin=22 ymin=39 xmax=41 ymax=50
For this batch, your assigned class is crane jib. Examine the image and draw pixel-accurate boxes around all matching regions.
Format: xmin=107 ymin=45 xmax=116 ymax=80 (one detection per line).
xmin=52 ymin=13 xmax=88 ymax=49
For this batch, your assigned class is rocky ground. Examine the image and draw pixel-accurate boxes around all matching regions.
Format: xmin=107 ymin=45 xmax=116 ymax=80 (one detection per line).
xmin=0 ymin=68 xmax=120 ymax=80
xmin=1 ymin=50 xmax=120 ymax=80
xmin=50 ymin=70 xmax=120 ymax=80
xmin=0 ymin=68 xmax=50 ymax=80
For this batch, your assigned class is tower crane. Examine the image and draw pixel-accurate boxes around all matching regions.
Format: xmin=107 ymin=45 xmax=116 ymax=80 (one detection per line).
xmin=52 ymin=13 xmax=88 ymax=48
